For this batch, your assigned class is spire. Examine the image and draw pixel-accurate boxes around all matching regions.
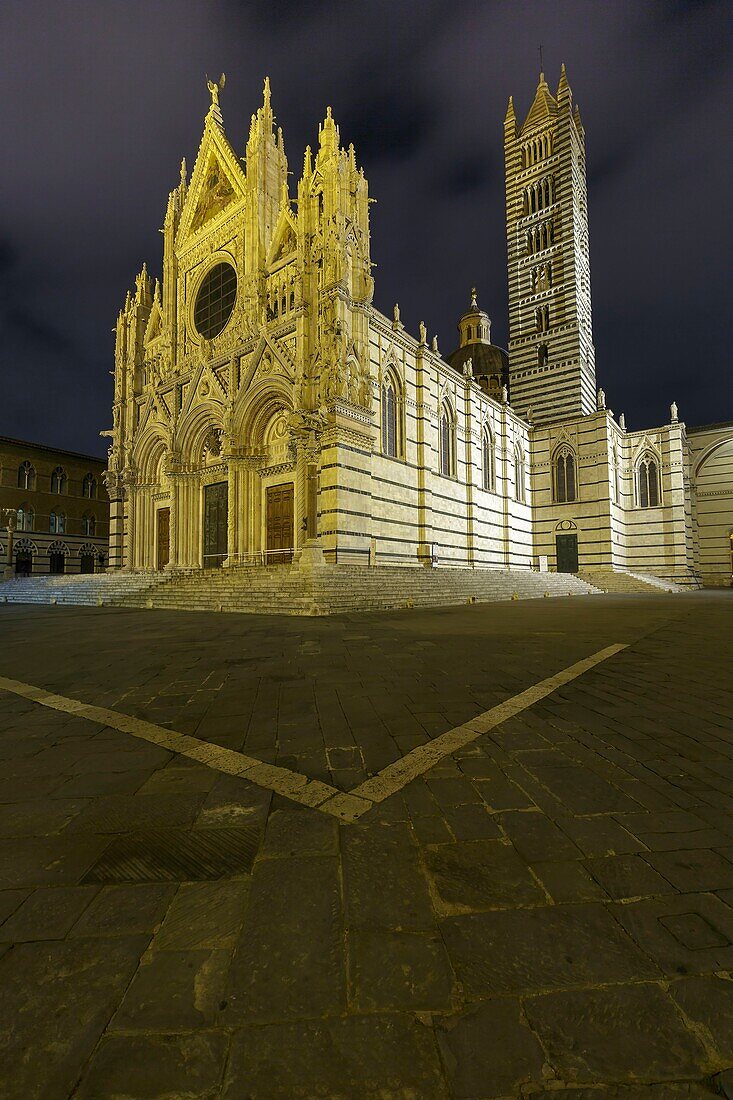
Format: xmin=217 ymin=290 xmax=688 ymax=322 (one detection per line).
xmin=470 ymin=286 xmax=478 ymax=310
xmin=521 ymin=71 xmax=557 ymax=134
xmin=319 ymin=105 xmax=339 ymax=154
xmin=504 ymin=95 xmax=516 ymax=137
xmin=303 ymin=144 xmax=313 ymax=176
xmin=260 ymin=75 xmax=273 ymax=131
xmin=557 ymin=62 xmax=569 ymax=97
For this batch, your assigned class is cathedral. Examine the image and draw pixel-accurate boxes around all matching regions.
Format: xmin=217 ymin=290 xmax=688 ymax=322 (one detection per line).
xmin=103 ymin=71 xmax=732 ymax=590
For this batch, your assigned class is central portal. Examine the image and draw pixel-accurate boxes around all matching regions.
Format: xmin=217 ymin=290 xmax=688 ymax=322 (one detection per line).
xmin=266 ymin=483 xmax=294 ymax=564
xmin=203 ymin=482 xmax=228 ymax=568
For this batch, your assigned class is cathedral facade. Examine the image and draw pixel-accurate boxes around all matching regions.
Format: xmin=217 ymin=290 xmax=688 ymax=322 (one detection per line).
xmin=104 ymin=72 xmax=732 ymax=588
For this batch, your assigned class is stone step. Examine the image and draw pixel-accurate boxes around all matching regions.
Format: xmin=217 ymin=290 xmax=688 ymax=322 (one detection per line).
xmin=578 ymin=569 xmax=688 ymax=594
xmin=0 ymin=563 xmax=601 ymax=614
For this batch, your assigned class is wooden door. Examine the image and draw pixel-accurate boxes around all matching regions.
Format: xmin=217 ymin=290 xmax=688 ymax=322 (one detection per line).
xmin=556 ymin=533 xmax=579 ymax=574
xmin=156 ymin=507 xmax=170 ymax=571
xmin=80 ymin=554 xmax=95 ymax=574
xmin=266 ymin=484 xmax=294 ymax=564
xmin=203 ymin=482 xmax=228 ymax=568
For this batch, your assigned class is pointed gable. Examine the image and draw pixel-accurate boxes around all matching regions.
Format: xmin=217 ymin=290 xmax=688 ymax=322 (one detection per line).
xmin=521 ymin=73 xmax=557 ymax=135
xmin=176 ymin=103 xmax=246 ymax=247
xmin=143 ymin=298 xmax=163 ymax=346
xmin=190 ymin=151 xmax=236 ymax=233
xmin=267 ymin=206 xmax=298 ymax=267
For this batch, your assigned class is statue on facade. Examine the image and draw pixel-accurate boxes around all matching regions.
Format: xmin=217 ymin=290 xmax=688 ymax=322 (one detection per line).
xmin=419 ymin=320 xmax=427 ymax=345
xmin=207 ymin=73 xmax=226 ymax=109
xmin=670 ymin=401 xmax=678 ymax=423
xmin=597 ymin=388 xmax=606 ymax=410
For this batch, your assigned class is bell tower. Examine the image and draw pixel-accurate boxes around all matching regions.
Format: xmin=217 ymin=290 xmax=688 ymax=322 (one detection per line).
xmin=504 ymin=65 xmax=595 ymax=423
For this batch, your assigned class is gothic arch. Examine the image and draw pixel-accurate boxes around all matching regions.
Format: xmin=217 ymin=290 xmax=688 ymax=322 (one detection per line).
xmin=513 ymin=444 xmax=526 ymax=503
xmin=133 ymin=428 xmax=169 ymax=484
xmin=439 ymin=398 xmax=456 ymax=477
xmin=381 ymin=364 xmax=403 ymax=459
xmin=552 ymin=442 xmax=577 ymax=503
xmin=481 ymin=423 xmax=495 ymax=491
xmin=634 ymin=448 xmax=662 ymax=508
xmin=232 ymin=378 xmax=293 ymax=450
xmin=175 ymin=402 xmax=226 ymax=467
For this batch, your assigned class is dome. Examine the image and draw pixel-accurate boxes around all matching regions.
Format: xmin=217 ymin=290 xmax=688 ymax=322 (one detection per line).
xmin=446 ymin=288 xmax=510 ymax=399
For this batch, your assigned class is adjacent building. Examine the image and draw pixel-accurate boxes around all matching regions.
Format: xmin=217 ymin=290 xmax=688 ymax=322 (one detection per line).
xmin=102 ymin=71 xmax=732 ymax=589
xmin=0 ymin=437 xmax=109 ymax=574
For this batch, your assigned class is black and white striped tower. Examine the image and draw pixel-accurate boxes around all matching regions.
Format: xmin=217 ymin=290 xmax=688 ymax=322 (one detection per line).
xmin=504 ymin=65 xmax=596 ymax=423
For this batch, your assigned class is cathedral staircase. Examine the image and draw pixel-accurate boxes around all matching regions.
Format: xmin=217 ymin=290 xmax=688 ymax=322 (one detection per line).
xmin=109 ymin=563 xmax=600 ymax=616
xmin=0 ymin=572 xmax=170 ymax=608
xmin=0 ymin=565 xmax=698 ymax=614
xmin=578 ymin=568 xmax=691 ymax=594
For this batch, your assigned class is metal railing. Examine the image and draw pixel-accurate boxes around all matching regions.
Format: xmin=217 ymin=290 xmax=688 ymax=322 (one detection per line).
xmin=201 ymin=548 xmax=295 ymax=567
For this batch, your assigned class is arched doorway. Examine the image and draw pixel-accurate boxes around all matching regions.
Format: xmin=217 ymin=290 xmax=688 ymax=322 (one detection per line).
xmin=14 ymin=538 xmax=35 ymax=576
xmin=15 ymin=551 xmax=32 ymax=576
xmin=48 ymin=541 xmax=69 ymax=575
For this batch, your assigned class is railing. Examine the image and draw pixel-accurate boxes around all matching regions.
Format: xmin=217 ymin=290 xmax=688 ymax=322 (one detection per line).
xmin=201 ymin=548 xmax=295 ymax=567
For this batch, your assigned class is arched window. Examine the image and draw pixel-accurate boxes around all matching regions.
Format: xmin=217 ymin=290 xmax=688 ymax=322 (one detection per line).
xmin=17 ymin=461 xmax=35 ymax=490
xmin=50 ymin=511 xmax=57 ymax=533
xmin=440 ymin=403 xmax=455 ymax=477
xmin=17 ymin=507 xmax=34 ymax=532
xmin=538 ymin=343 xmax=549 ymax=369
xmin=82 ymin=514 xmax=96 ymax=537
xmin=636 ymin=452 xmax=660 ymax=508
xmin=553 ymin=446 xmax=577 ymax=503
xmin=482 ymin=429 xmax=495 ymax=491
xmin=381 ymin=373 xmax=400 ymax=459
xmin=514 ymin=446 xmax=526 ymax=503
xmin=82 ymin=473 xmax=97 ymax=498
xmin=51 ymin=466 xmax=67 ymax=494
xmin=50 ymin=512 xmax=66 ymax=534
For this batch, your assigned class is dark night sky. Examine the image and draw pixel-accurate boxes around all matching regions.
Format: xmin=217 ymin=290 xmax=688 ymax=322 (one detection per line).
xmin=0 ymin=0 xmax=731 ymax=458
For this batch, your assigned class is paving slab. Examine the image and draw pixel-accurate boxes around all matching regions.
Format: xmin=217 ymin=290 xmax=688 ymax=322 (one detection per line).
xmin=524 ymin=982 xmax=708 ymax=1084
xmin=0 ymin=935 xmax=148 ymax=1099
xmin=0 ymin=592 xmax=730 ymax=1096
xmin=75 ymin=1031 xmax=229 ymax=1099
xmin=222 ymin=1015 xmax=449 ymax=1099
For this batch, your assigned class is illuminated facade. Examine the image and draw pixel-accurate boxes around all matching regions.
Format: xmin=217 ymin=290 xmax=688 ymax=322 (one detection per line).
xmin=103 ymin=72 xmax=731 ymax=589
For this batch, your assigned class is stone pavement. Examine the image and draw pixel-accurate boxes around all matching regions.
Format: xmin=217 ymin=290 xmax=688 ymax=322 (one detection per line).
xmin=0 ymin=590 xmax=731 ymax=1098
